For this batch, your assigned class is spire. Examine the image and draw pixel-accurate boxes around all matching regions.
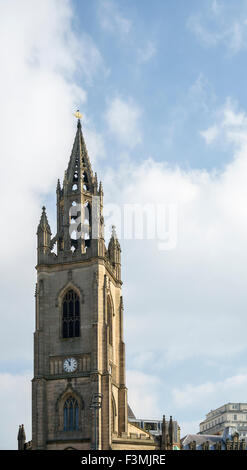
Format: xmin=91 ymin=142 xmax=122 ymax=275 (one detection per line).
xmin=74 ymin=109 xmax=82 ymax=122
xmin=109 ymin=225 xmax=120 ymax=245
xmin=37 ymin=206 xmax=52 ymax=263
xmin=56 ymin=178 xmax=61 ymax=193
xmin=161 ymin=415 xmax=167 ymax=450
xmin=111 ymin=225 xmax=117 ymax=240
xmin=55 ymin=113 xmax=104 ymax=257
xmin=17 ymin=424 xmax=26 ymax=450
xmin=108 ymin=226 xmax=121 ymax=280
xmin=65 ymin=111 xmax=94 ymax=191
xmin=94 ymin=172 xmax=98 ymax=194
xmin=77 ymin=116 xmax=82 ymax=129
xmin=168 ymin=416 xmax=174 ymax=447
xmin=37 ymin=206 xmax=51 ymax=234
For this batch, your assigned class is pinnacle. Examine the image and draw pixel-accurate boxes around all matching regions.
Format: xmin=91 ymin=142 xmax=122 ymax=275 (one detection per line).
xmin=38 ymin=206 xmax=51 ymax=233
xmin=111 ymin=225 xmax=117 ymax=239
xmin=109 ymin=225 xmax=120 ymax=246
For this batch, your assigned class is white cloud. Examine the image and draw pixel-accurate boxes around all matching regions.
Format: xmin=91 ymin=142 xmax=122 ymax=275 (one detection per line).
xmin=211 ymin=0 xmax=221 ymax=16
xmin=200 ymin=125 xmax=219 ymax=144
xmin=0 ymin=372 xmax=32 ymax=450
xmin=188 ymin=73 xmax=216 ymax=112
xmin=83 ymin=126 xmax=106 ymax=165
xmin=187 ymin=2 xmax=247 ymax=54
xmin=102 ymin=98 xmax=247 ymax=368
xmin=127 ymin=370 xmax=161 ymax=419
xmin=222 ymin=99 xmax=247 ymax=128
xmin=0 ymin=1 xmax=107 ymax=448
xmin=179 ymin=420 xmax=201 ymax=438
xmin=172 ymin=372 xmax=247 ymax=410
xmin=200 ymin=98 xmax=247 ymax=147
xmin=105 ymin=97 xmax=142 ymax=147
xmin=162 ymin=73 xmax=217 ymax=148
xmin=137 ymin=41 xmax=156 ymax=63
xmin=187 ymin=14 xmax=222 ymax=48
xmin=98 ymin=0 xmax=131 ymax=36
xmin=0 ymin=0 xmax=104 ymax=371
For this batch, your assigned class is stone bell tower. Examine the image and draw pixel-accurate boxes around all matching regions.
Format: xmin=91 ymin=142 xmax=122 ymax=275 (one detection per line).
xmin=32 ymin=115 xmax=127 ymax=450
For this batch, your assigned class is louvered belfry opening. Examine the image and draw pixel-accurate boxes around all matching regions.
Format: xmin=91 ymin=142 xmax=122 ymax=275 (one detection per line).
xmin=62 ymin=289 xmax=80 ymax=338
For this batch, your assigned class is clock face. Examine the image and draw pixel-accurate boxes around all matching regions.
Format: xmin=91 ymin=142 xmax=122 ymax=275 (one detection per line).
xmin=63 ymin=357 xmax=78 ymax=373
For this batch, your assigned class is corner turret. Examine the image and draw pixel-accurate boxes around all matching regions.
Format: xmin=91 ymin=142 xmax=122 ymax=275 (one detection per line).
xmin=108 ymin=225 xmax=121 ymax=281
xmin=37 ymin=206 xmax=51 ymax=264
xmin=17 ymin=424 xmax=26 ymax=450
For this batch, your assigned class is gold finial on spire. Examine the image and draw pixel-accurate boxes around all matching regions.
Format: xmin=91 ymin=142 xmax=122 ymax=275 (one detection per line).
xmin=74 ymin=109 xmax=82 ymax=120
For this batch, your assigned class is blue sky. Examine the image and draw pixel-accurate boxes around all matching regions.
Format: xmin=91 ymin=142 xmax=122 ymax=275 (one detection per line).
xmin=2 ymin=0 xmax=247 ymax=448
xmin=72 ymin=0 xmax=247 ymax=170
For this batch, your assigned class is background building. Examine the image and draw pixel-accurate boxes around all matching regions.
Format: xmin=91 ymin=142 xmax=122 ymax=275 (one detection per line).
xmin=129 ymin=418 xmax=163 ymax=437
xmin=128 ymin=416 xmax=179 ymax=441
xmin=182 ymin=426 xmax=246 ymax=450
xmin=199 ymin=403 xmax=247 ymax=438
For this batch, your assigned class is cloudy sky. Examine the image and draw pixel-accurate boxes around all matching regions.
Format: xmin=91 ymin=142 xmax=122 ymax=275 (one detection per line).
xmin=1 ymin=0 xmax=247 ymax=449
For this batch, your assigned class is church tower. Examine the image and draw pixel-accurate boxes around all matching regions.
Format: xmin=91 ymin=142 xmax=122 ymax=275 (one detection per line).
xmin=32 ymin=115 xmax=127 ymax=450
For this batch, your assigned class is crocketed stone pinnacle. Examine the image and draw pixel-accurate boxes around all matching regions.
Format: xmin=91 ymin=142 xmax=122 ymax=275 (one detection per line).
xmin=37 ymin=206 xmax=51 ymax=234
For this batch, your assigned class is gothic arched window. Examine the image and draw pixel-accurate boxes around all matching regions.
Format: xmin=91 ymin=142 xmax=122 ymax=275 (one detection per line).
xmin=63 ymin=396 xmax=79 ymax=431
xmin=62 ymin=290 xmax=80 ymax=338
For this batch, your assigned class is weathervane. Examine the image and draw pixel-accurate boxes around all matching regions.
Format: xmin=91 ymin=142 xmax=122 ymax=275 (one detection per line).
xmin=74 ymin=109 xmax=82 ymax=120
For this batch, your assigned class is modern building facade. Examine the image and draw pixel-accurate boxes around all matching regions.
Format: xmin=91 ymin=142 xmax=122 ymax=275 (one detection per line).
xmin=128 ymin=417 xmax=180 ymax=441
xmin=199 ymin=403 xmax=247 ymax=438
xmin=17 ymin=115 xmax=179 ymax=451
xmin=128 ymin=418 xmax=163 ymax=437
